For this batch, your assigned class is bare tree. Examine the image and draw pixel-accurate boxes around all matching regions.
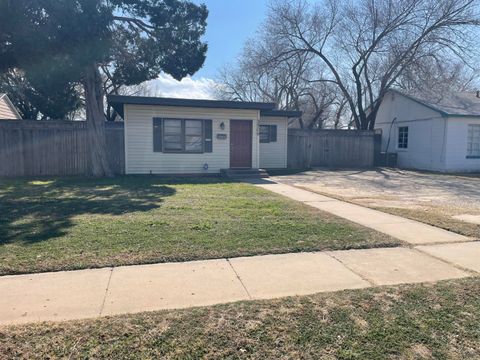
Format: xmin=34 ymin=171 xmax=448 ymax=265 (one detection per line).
xmin=216 ymin=37 xmax=345 ymax=129
xmin=264 ymin=0 xmax=480 ymax=129
xmin=395 ymin=58 xmax=480 ymax=94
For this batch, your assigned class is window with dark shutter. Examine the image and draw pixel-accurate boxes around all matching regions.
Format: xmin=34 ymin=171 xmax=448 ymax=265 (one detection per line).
xmin=153 ymin=118 xmax=163 ymax=152
xmin=260 ymin=125 xmax=277 ymax=143
xmin=153 ymin=118 xmax=211 ymax=153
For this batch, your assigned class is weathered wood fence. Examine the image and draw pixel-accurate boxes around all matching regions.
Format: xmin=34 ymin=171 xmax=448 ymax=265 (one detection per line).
xmin=1 ymin=121 xmax=377 ymax=176
xmin=288 ymin=129 xmax=375 ymax=169
xmin=0 ymin=120 xmax=124 ymax=176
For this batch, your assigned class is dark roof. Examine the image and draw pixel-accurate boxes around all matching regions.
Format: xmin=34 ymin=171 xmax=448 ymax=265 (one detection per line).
xmin=390 ymin=89 xmax=480 ymax=117
xmin=260 ymin=109 xmax=302 ymax=118
xmin=108 ymin=95 xmax=277 ymax=118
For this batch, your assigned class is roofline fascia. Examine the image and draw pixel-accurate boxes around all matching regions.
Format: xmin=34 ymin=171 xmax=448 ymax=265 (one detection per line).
xmin=107 ymin=95 xmax=276 ymax=111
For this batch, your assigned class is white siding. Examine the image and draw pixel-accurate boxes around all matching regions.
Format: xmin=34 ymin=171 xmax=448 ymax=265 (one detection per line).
xmin=375 ymin=91 xmax=447 ymax=171
xmin=124 ymin=104 xmax=260 ymax=174
xmin=259 ymin=116 xmax=288 ymax=169
xmin=0 ymin=96 xmax=20 ymax=119
xmin=444 ymin=117 xmax=480 ymax=172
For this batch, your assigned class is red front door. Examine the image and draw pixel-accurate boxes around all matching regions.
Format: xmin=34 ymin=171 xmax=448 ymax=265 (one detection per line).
xmin=230 ymin=120 xmax=252 ymax=168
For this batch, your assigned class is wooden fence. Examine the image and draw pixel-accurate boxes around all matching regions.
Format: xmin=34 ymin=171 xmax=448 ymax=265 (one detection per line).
xmin=288 ymin=129 xmax=376 ymax=169
xmin=0 ymin=120 xmax=124 ymax=177
xmin=0 ymin=121 xmax=377 ymax=176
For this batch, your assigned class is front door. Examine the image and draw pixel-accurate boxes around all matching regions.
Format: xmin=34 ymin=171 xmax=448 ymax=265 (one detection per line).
xmin=230 ymin=120 xmax=252 ymax=168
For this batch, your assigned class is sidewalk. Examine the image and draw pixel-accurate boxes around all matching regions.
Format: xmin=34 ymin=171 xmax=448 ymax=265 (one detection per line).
xmin=1 ymin=243 xmax=478 ymax=326
xmin=1 ymin=181 xmax=478 ymax=326
xmin=253 ymin=181 xmax=472 ymax=245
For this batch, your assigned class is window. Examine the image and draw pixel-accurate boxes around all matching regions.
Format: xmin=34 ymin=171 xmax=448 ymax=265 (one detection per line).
xmin=185 ymin=120 xmax=203 ymax=152
xmin=259 ymin=125 xmax=277 ymax=143
xmin=153 ymin=118 xmax=212 ymax=153
xmin=164 ymin=119 xmax=183 ymax=151
xmin=467 ymin=124 xmax=480 ymax=158
xmin=398 ymin=126 xmax=408 ymax=149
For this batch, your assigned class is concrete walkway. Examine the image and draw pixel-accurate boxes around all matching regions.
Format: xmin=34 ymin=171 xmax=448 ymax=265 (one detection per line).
xmin=1 ymin=180 xmax=478 ymax=326
xmin=1 ymin=243 xmax=479 ymax=326
xmin=253 ymin=181 xmax=472 ymax=245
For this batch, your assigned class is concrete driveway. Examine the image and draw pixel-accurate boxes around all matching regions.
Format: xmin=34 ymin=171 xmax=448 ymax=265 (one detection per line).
xmin=271 ymin=169 xmax=480 ymax=225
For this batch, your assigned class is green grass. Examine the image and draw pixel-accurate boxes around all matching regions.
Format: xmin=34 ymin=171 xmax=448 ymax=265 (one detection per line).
xmin=0 ymin=176 xmax=397 ymax=275
xmin=1 ymin=278 xmax=479 ymax=359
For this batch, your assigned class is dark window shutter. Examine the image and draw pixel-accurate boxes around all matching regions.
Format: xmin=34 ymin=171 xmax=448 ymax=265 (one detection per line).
xmin=153 ymin=118 xmax=163 ymax=152
xmin=269 ymin=125 xmax=277 ymax=142
xmin=204 ymin=119 xmax=213 ymax=152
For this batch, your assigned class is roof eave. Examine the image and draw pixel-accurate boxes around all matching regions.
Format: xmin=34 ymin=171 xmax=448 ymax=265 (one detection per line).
xmin=107 ymin=95 xmax=277 ymax=117
xmin=389 ymin=89 xmax=450 ymax=117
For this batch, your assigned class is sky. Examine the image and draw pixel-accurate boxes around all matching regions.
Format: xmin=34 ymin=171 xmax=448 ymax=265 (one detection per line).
xmin=148 ymin=0 xmax=270 ymax=99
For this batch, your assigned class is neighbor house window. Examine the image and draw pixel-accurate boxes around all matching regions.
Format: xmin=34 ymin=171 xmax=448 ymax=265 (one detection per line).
xmin=259 ymin=125 xmax=277 ymax=143
xmin=398 ymin=126 xmax=408 ymax=149
xmin=153 ymin=118 xmax=212 ymax=153
xmin=467 ymin=124 xmax=480 ymax=158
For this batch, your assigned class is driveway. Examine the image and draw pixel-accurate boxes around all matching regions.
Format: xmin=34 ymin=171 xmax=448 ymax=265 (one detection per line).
xmin=271 ymin=168 xmax=480 ymax=231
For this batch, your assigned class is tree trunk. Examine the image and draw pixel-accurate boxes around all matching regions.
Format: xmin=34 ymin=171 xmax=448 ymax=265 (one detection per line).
xmin=84 ymin=64 xmax=113 ymax=177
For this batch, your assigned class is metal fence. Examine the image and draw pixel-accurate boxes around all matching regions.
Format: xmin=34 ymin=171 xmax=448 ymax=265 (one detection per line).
xmin=287 ymin=129 xmax=376 ymax=169
xmin=0 ymin=120 xmax=124 ymax=177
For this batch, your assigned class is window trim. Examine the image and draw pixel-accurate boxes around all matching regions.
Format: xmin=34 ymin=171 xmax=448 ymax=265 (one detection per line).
xmin=397 ymin=126 xmax=409 ymax=150
xmin=154 ymin=118 xmax=206 ymax=154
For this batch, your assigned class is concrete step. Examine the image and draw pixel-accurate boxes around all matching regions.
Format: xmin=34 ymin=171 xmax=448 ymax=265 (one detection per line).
xmin=221 ymin=169 xmax=269 ymax=179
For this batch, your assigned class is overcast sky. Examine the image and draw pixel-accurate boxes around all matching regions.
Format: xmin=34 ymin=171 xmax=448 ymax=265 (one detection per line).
xmin=149 ymin=0 xmax=270 ymax=99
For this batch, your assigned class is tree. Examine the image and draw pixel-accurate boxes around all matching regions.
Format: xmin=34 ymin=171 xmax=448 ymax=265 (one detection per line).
xmin=0 ymin=0 xmax=208 ymax=176
xmin=262 ymin=0 xmax=479 ymax=129
xmin=395 ymin=58 xmax=479 ymax=94
xmin=0 ymin=70 xmax=82 ymax=120
xmin=217 ymin=37 xmax=345 ymax=129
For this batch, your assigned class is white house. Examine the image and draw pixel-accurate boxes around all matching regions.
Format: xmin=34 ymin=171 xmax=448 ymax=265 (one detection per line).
xmin=375 ymin=89 xmax=480 ymax=172
xmin=0 ymin=94 xmax=21 ymax=119
xmin=108 ymin=95 xmax=300 ymax=175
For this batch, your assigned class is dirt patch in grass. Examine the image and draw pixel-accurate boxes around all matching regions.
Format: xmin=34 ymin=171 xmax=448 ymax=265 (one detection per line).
xmin=0 ymin=176 xmax=397 ymax=275
xmin=371 ymin=206 xmax=480 ymax=238
xmin=272 ymin=169 xmax=480 ymax=239
xmin=293 ymin=184 xmax=480 ymax=239
xmin=1 ymin=278 xmax=479 ymax=359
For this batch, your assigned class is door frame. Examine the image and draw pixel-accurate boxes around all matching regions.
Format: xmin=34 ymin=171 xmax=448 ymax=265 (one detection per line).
xmin=229 ymin=119 xmax=253 ymax=169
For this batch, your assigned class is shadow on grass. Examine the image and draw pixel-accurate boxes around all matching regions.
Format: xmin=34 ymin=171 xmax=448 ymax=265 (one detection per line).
xmin=0 ymin=175 xmax=229 ymax=245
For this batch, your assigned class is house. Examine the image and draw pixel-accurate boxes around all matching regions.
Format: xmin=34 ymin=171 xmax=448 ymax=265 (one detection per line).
xmin=108 ymin=95 xmax=301 ymax=175
xmin=375 ymin=89 xmax=480 ymax=172
xmin=0 ymin=94 xmax=21 ymax=119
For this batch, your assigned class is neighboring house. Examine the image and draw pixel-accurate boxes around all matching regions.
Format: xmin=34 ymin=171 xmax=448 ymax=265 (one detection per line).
xmin=0 ymin=94 xmax=21 ymax=119
xmin=108 ymin=95 xmax=301 ymax=174
xmin=375 ymin=89 xmax=480 ymax=172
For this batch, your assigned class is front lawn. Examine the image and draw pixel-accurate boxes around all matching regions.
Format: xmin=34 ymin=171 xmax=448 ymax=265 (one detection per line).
xmin=0 ymin=177 xmax=397 ymax=275
xmin=1 ymin=278 xmax=479 ymax=359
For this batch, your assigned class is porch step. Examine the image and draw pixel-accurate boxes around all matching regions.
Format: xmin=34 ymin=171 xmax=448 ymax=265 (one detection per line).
xmin=221 ymin=169 xmax=269 ymax=179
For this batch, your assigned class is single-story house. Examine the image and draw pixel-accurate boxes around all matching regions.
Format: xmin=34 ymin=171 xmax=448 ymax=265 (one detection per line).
xmin=375 ymin=89 xmax=480 ymax=172
xmin=108 ymin=95 xmax=301 ymax=175
xmin=0 ymin=94 xmax=21 ymax=119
